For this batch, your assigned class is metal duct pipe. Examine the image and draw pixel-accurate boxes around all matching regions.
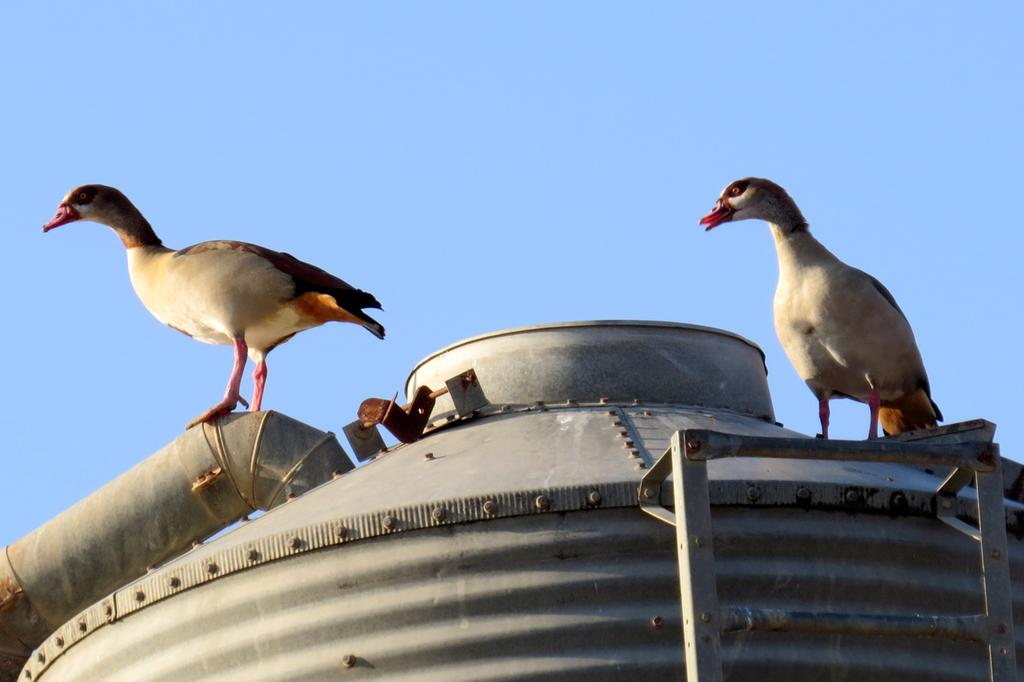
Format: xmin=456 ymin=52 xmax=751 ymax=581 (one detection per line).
xmin=0 ymin=411 xmax=351 ymax=674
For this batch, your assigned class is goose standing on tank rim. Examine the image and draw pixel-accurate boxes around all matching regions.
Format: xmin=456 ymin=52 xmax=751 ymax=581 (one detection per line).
xmin=43 ymin=184 xmax=385 ymax=428
xmin=699 ymin=177 xmax=941 ymax=439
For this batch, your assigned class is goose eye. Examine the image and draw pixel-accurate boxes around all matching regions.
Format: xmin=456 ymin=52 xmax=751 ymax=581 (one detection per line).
xmin=78 ymin=192 xmax=88 ymax=201
xmin=729 ymin=186 xmax=744 ymax=197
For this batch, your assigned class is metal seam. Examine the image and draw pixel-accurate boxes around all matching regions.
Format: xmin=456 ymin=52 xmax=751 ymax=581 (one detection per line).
xmin=0 ymin=546 xmax=32 ymax=652
xmin=263 ymin=431 xmax=337 ymax=509
xmin=247 ymin=411 xmax=272 ymax=508
xmin=207 ymin=420 xmax=255 ymax=512
xmin=419 ymin=403 xmax=774 ymax=444
xmin=615 ymin=407 xmax=653 ymax=466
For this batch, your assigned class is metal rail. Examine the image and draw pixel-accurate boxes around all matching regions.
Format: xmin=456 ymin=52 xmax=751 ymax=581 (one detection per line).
xmin=639 ymin=423 xmax=1016 ymax=682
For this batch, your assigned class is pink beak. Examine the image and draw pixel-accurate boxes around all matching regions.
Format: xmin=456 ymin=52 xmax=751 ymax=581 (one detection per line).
xmin=699 ymin=199 xmax=734 ymax=231
xmin=42 ymin=204 xmax=80 ymax=232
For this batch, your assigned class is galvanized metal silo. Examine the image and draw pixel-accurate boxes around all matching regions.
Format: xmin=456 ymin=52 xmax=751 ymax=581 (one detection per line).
xmin=12 ymin=321 xmax=1024 ymax=681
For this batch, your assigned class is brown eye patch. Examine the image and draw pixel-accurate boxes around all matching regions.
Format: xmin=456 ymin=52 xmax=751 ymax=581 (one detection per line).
xmin=73 ymin=187 xmax=97 ymax=205
xmin=728 ymin=181 xmax=749 ymax=198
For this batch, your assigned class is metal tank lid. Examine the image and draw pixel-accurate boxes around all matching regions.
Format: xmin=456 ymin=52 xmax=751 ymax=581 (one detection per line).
xmin=405 ymin=320 xmax=774 ymax=422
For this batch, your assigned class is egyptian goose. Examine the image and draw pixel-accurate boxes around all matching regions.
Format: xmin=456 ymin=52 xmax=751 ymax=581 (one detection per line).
xmin=43 ymin=184 xmax=384 ymax=428
xmin=700 ymin=177 xmax=941 ymax=439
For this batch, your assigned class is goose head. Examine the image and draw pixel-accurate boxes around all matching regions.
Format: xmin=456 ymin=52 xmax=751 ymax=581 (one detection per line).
xmin=43 ymin=184 xmax=132 ymax=232
xmin=699 ymin=177 xmax=806 ymax=231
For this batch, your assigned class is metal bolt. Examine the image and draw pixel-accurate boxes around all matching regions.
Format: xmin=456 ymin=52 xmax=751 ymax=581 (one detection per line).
xmin=623 ymin=440 xmax=635 ymax=448
xmin=104 ymin=605 xmax=113 ymax=617
xmin=247 ymin=549 xmax=260 ymax=562
xmin=534 ymin=401 xmax=546 ymax=411
xmin=134 ymin=590 xmax=145 ymax=603
xmin=940 ymin=497 xmax=953 ymax=510
xmin=635 ymin=461 xmax=647 ymax=470
xmin=587 ymin=490 xmax=602 ymax=506
xmin=700 ymin=612 xmax=711 ymax=623
xmin=288 ymin=537 xmax=303 ymax=550
xmin=605 ymin=409 xmax=616 ymax=415
xmin=746 ymin=486 xmax=761 ymax=502
xmin=599 ymin=397 xmax=610 ymax=405
xmin=382 ymin=515 xmax=397 ymax=531
xmin=191 ymin=540 xmax=203 ymax=549
xmin=992 ymin=548 xmax=1002 ymax=559
xmin=423 ymin=452 xmax=435 ymax=461
xmin=565 ymin=399 xmax=578 ymax=407
xmin=55 ymin=636 xmax=64 ymax=648
xmin=168 ymin=576 xmax=181 ymax=589
xmin=694 ymin=536 xmax=705 ymax=547
xmin=796 ymin=487 xmax=811 ymax=502
xmin=331 ymin=470 xmax=343 ymax=480
xmin=78 ymin=620 xmax=87 ymax=633
xmin=617 ymin=429 xmax=629 ymax=437
xmin=1001 ymin=647 xmax=1009 ymax=656
xmin=641 ymin=410 xmax=652 ymax=417
xmin=207 ymin=562 xmax=219 ymax=575
xmin=997 ymin=623 xmax=1007 ymax=634
xmin=627 ymin=448 xmax=640 ymax=458
xmin=341 ymin=654 xmax=357 ymax=669
xmin=431 ymin=507 xmax=446 ymax=522
xmin=534 ymin=495 xmax=551 ymax=510
xmin=612 ymin=419 xmax=623 ymax=426
xmin=651 ymin=615 xmax=664 ymax=629
xmin=37 ymin=653 xmax=44 ymax=664
xmin=845 ymin=489 xmax=861 ymax=505
xmin=686 ymin=438 xmax=701 ymax=453
xmin=642 ymin=487 xmax=656 ymax=499
xmin=482 ymin=500 xmax=498 ymax=516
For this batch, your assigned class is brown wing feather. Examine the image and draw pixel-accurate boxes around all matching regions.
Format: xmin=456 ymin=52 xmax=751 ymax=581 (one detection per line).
xmin=176 ymin=240 xmax=384 ymax=338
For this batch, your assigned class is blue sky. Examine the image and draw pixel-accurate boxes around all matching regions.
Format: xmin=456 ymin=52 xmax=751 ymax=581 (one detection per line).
xmin=1 ymin=2 xmax=1020 ymax=541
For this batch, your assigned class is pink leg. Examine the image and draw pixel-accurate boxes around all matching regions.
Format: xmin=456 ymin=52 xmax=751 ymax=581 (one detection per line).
xmin=187 ymin=338 xmax=250 ymax=429
xmin=251 ymin=359 xmax=267 ymax=412
xmin=867 ymin=388 xmax=880 ymax=440
xmin=818 ymin=398 xmax=830 ymax=440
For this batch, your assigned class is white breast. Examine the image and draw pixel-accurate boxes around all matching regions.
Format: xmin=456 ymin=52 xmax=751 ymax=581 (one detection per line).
xmin=771 ymin=230 xmax=927 ymax=402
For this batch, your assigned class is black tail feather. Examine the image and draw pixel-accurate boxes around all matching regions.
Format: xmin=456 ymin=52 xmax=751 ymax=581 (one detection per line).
xmin=355 ymin=309 xmax=385 ymax=339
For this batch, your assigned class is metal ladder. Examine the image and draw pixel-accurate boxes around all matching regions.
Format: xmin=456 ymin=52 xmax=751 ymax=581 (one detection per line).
xmin=639 ymin=422 xmax=1017 ymax=682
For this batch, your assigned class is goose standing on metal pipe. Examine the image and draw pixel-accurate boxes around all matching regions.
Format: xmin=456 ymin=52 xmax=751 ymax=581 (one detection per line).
xmin=700 ymin=177 xmax=941 ymax=439
xmin=43 ymin=184 xmax=385 ymax=428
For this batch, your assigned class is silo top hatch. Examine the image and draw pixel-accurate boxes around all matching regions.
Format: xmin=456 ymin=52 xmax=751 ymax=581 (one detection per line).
xmin=406 ymin=320 xmax=774 ymax=422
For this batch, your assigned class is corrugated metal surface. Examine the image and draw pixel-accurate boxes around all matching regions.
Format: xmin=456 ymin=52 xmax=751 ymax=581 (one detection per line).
xmin=35 ymin=509 xmax=1024 ymax=681
xmin=19 ymin=322 xmax=1024 ymax=680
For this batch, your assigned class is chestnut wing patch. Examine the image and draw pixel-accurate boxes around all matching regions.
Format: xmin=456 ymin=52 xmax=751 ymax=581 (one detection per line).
xmin=176 ymin=240 xmax=384 ymax=338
